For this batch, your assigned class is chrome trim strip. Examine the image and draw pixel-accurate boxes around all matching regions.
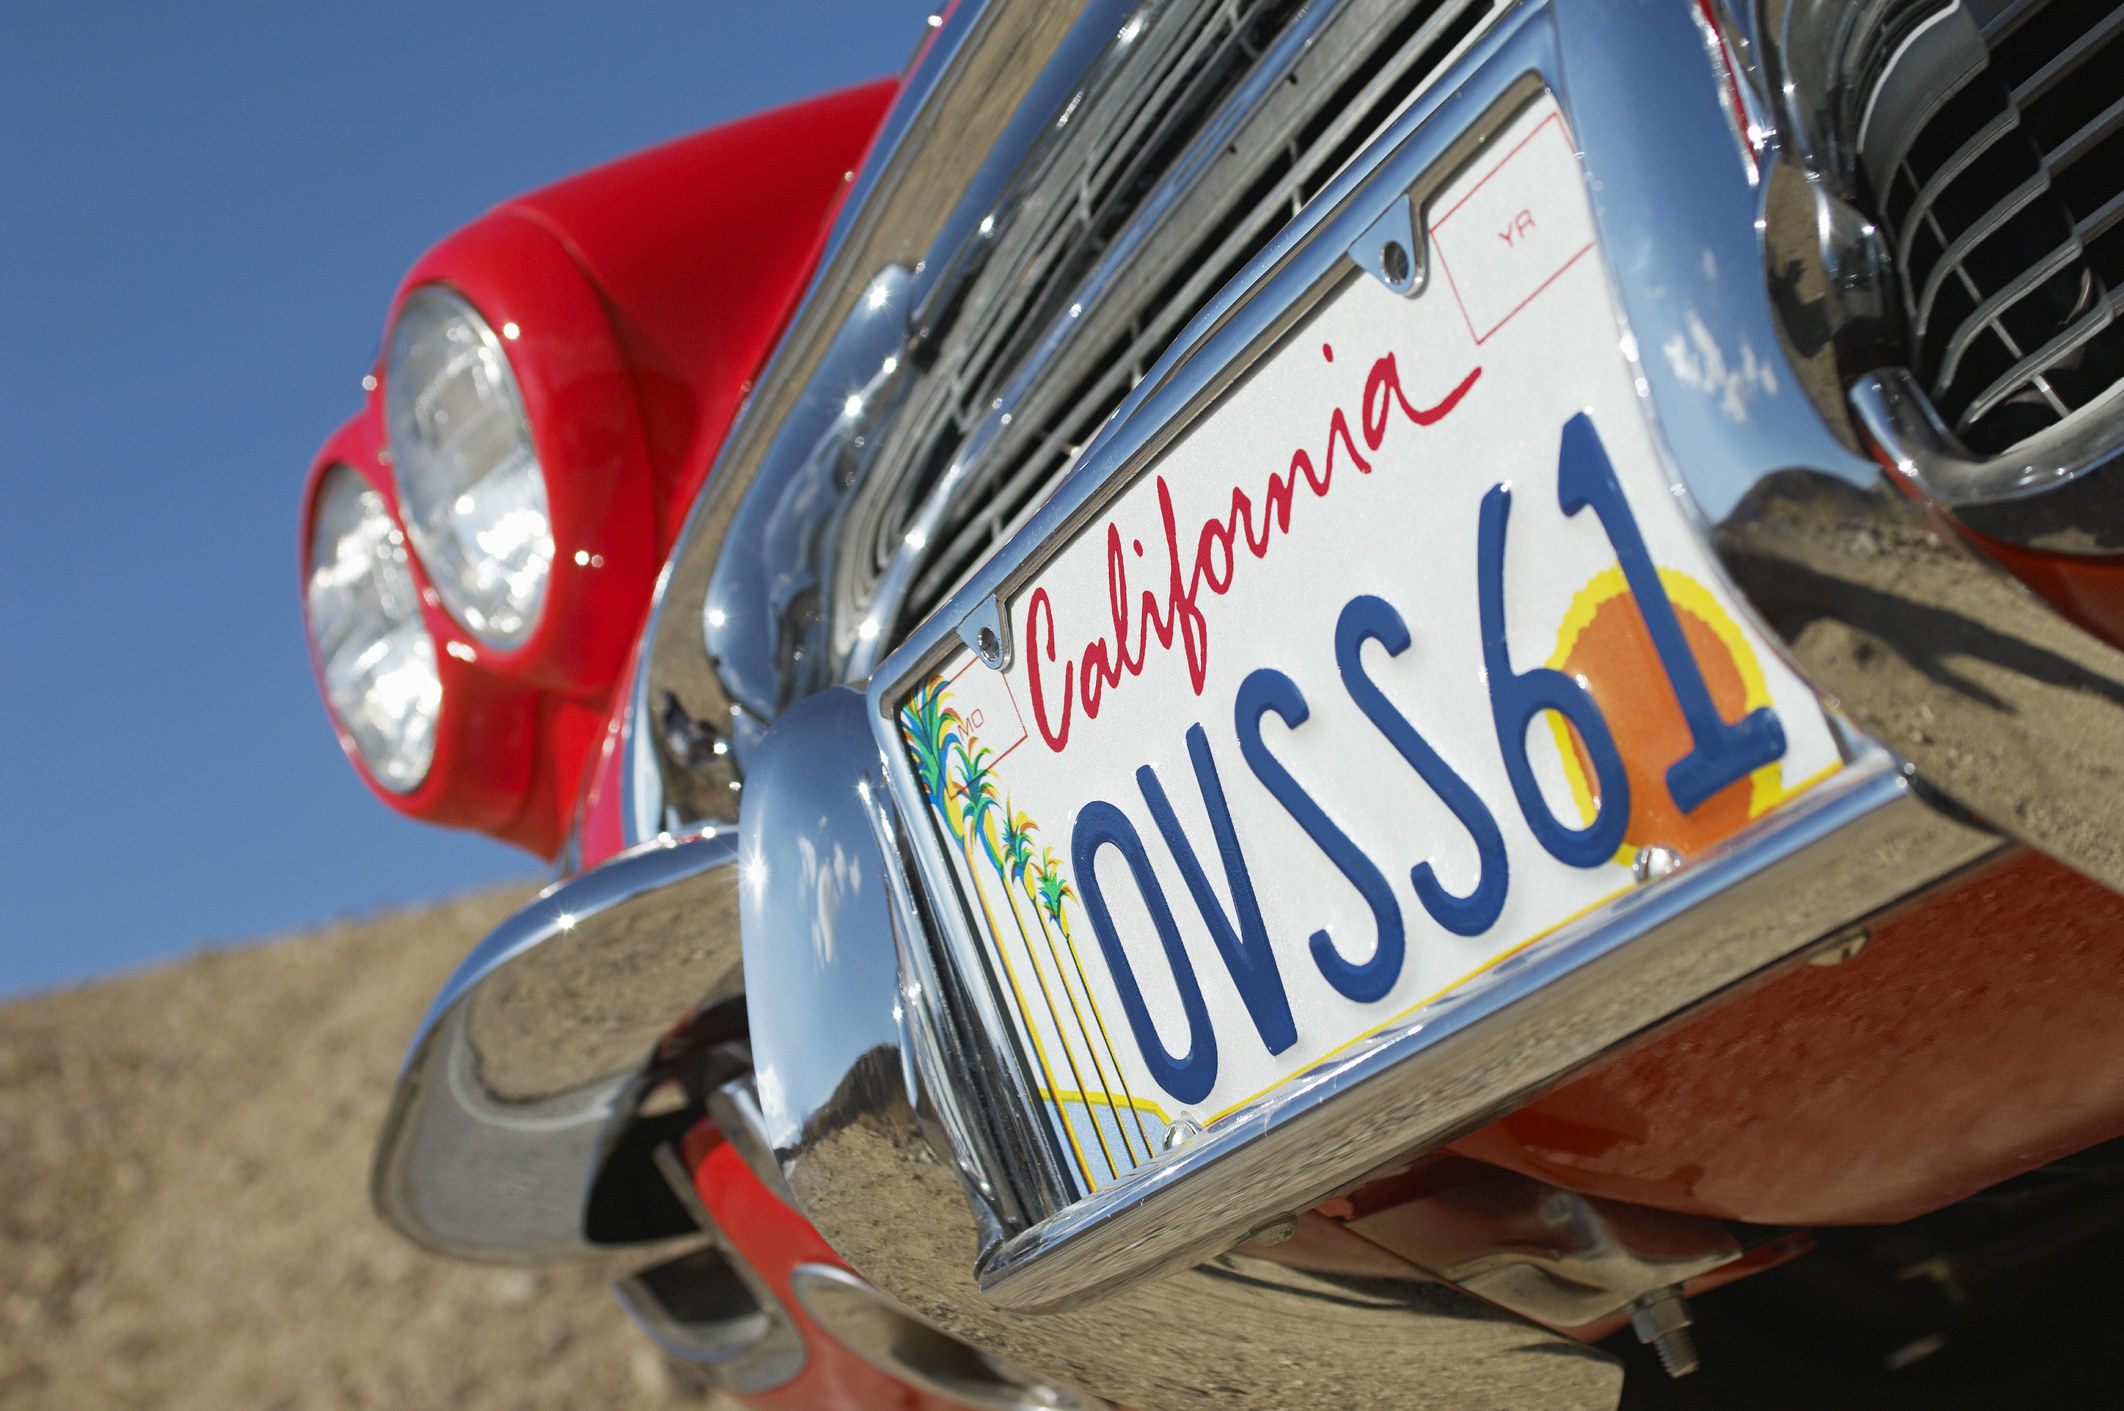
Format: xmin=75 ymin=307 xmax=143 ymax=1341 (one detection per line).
xmin=372 ymin=827 xmax=742 ymax=1258
xmin=806 ymin=2 xmax=1000 ymax=321
xmin=854 ymin=0 xmax=2017 ymax=1310
xmin=1851 ymin=365 xmax=2124 ymax=533
xmin=744 ymin=688 xmax=1625 ymax=1411
xmin=898 ymin=0 xmax=1171 ymax=351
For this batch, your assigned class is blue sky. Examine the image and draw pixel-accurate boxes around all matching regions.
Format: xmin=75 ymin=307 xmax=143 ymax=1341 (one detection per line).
xmin=0 ymin=4 xmax=937 ymax=997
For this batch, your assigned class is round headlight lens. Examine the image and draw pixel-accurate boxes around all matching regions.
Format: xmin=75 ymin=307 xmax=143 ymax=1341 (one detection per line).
xmin=307 ymin=464 xmax=442 ymax=792
xmin=384 ymin=286 xmax=554 ymax=647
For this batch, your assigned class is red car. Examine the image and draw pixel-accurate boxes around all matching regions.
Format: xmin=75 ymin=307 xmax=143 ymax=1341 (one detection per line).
xmin=303 ymin=0 xmax=2124 ymax=1406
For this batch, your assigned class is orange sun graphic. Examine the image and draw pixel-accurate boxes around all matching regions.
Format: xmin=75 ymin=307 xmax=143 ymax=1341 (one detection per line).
xmin=1546 ymin=567 xmax=1788 ymax=863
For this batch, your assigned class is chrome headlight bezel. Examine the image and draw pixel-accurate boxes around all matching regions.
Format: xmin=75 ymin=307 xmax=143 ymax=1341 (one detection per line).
xmin=383 ymin=284 xmax=557 ymax=650
xmin=304 ymin=461 xmax=443 ymax=793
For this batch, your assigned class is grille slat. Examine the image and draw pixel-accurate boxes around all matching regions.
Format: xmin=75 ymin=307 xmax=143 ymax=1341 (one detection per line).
xmin=2009 ymin=4 xmax=2124 ymax=108
xmin=1931 ymin=230 xmax=2083 ymax=395
xmin=841 ymin=0 xmax=1304 ymax=609
xmin=829 ymin=0 xmax=1496 ymax=646
xmin=2076 ymin=186 xmax=2124 ymax=247
xmin=1982 ymin=0 xmax=2043 ymax=44
xmin=907 ymin=0 xmax=1493 ymax=618
xmin=1873 ymin=0 xmax=2124 ymax=453
xmin=2041 ymin=91 xmax=2124 ymax=177
xmin=1890 ymin=105 xmax=2017 ymax=258
xmin=913 ymin=153 xmax=1307 ymax=605
xmin=1958 ymin=283 xmax=2119 ymax=431
xmin=872 ymin=0 xmax=1307 ymax=609
xmin=1911 ymin=167 xmax=2053 ymax=339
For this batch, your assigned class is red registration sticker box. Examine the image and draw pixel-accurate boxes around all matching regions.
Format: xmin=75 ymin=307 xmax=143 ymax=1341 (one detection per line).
xmin=1429 ymin=111 xmax=1597 ymax=345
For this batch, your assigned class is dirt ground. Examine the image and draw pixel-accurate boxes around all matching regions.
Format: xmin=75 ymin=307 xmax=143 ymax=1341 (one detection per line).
xmin=0 ymin=889 xmax=739 ymax=1411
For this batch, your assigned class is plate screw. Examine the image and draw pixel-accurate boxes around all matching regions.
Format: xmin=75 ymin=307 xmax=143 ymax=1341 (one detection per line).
xmin=958 ymin=594 xmax=1012 ymax=669
xmin=1630 ymin=1286 xmax=1699 ymax=1378
xmin=1632 ymin=845 xmax=1683 ymax=884
xmin=1380 ymin=239 xmax=1410 ymax=283
xmin=1161 ymin=1116 xmax=1204 ymax=1153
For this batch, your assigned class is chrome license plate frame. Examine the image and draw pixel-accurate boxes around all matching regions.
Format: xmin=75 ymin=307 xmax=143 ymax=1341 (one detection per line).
xmin=864 ymin=0 xmax=1995 ymax=1313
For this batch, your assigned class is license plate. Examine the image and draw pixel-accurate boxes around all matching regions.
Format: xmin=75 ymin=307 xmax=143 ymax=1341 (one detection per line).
xmin=893 ymin=95 xmax=1842 ymax=1197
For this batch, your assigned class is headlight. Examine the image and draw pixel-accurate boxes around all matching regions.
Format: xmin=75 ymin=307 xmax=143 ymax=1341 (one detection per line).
xmin=306 ymin=464 xmax=442 ymax=791
xmin=384 ymin=285 xmax=555 ymax=647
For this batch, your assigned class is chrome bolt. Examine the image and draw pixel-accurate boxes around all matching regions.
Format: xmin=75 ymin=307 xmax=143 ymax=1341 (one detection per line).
xmin=1629 ymin=1286 xmax=1699 ymax=1378
xmin=1632 ymin=845 xmax=1683 ymax=884
xmin=1380 ymin=239 xmax=1411 ymax=283
xmin=1161 ymin=1116 xmax=1204 ymax=1153
xmin=957 ymin=593 xmax=1012 ymax=670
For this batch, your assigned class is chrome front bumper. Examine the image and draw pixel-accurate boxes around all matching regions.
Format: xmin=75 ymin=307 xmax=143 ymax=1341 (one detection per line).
xmin=376 ymin=0 xmax=2124 ymax=1405
xmin=837 ymin=0 xmax=2023 ymax=1316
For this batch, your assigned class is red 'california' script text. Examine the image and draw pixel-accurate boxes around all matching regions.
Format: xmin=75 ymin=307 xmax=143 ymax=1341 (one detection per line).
xmin=1024 ymin=350 xmax=1481 ymax=753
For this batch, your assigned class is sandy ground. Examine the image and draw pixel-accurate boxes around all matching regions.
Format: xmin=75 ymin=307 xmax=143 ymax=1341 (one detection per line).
xmin=0 ymin=890 xmax=738 ymax=1411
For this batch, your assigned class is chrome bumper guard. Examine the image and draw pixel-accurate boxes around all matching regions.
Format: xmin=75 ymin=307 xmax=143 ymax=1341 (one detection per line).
xmin=372 ymin=827 xmax=742 ymax=1259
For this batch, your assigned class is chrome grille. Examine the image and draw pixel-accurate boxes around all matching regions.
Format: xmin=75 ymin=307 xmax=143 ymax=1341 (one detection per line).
xmin=841 ymin=0 xmax=1496 ymax=650
xmin=1875 ymin=0 xmax=2124 ymax=453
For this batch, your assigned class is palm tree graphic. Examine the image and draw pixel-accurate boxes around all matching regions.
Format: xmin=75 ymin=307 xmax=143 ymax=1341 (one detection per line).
xmin=904 ymin=671 xmax=1189 ymax=1190
xmin=1028 ymin=843 xmax=1154 ymax=1162
xmin=943 ymin=714 xmax=1100 ymax=1183
xmin=998 ymin=801 xmax=1135 ymax=1173
xmin=900 ymin=671 xmax=1165 ymax=1188
xmin=903 ymin=679 xmax=965 ymax=834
